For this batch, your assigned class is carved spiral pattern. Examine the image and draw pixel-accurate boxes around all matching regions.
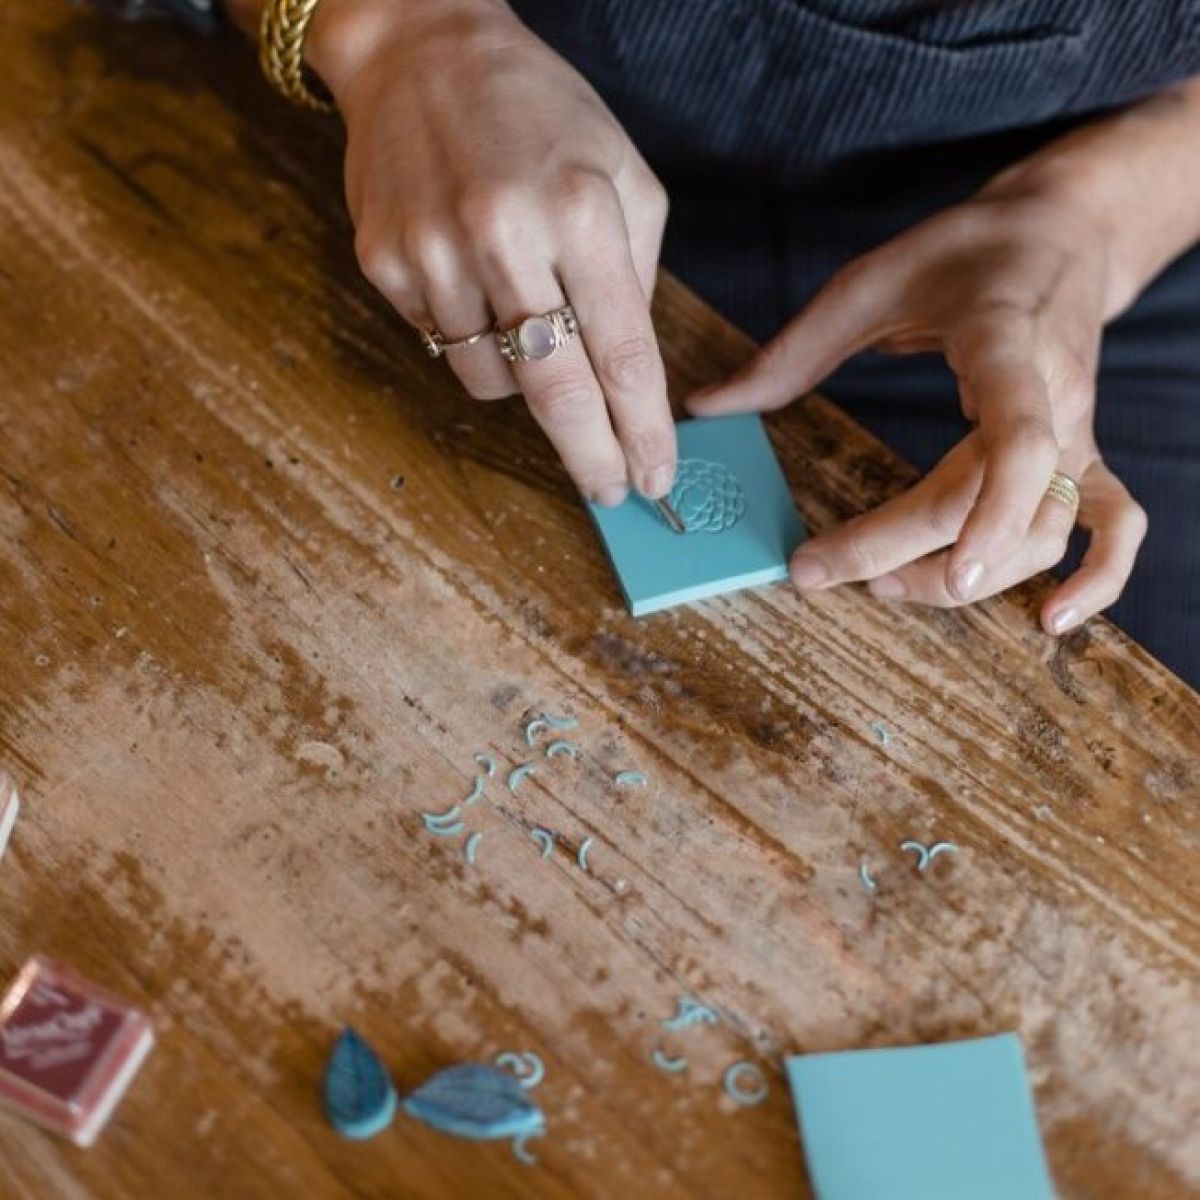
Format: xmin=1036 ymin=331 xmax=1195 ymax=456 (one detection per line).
xmin=664 ymin=459 xmax=746 ymax=534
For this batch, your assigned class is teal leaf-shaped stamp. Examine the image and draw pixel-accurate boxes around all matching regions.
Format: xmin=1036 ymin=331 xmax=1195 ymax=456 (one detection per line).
xmin=401 ymin=1063 xmax=545 ymax=1141
xmin=323 ymin=1028 xmax=398 ymax=1140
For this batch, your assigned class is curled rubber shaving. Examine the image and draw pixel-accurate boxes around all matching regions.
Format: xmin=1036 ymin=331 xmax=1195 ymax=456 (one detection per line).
xmin=576 ymin=836 xmax=594 ymax=872
xmin=662 ymin=997 xmax=719 ymax=1032
xmin=423 ymin=805 xmax=463 ymax=831
xmin=530 ymin=828 xmax=554 ymax=859
xmin=427 ymin=820 xmax=465 ymax=837
xmin=542 ymin=713 xmax=578 ymax=730
xmin=723 ymin=1061 xmax=768 ymax=1106
xmin=512 ymin=1129 xmax=541 ymax=1165
xmin=870 ymin=721 xmax=892 ymax=746
xmin=651 ymin=1048 xmax=688 ymax=1073
xmin=545 ymin=740 xmax=581 ymax=759
xmin=464 ymin=832 xmax=483 ymax=865
xmin=858 ymin=862 xmax=878 ymax=893
xmin=507 ymin=764 xmax=536 ymax=793
xmin=926 ymin=841 xmax=959 ymax=868
xmin=614 ymin=771 xmax=648 ymax=787
xmin=463 ymin=775 xmax=485 ymax=805
xmin=523 ymin=718 xmax=548 ymax=747
xmin=899 ymin=840 xmax=930 ymax=872
xmin=474 ymin=752 xmax=497 ymax=778
xmin=495 ymin=1052 xmax=545 ymax=1090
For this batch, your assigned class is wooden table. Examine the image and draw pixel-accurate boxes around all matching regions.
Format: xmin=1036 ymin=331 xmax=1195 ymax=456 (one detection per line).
xmin=1 ymin=3 xmax=1197 ymax=1197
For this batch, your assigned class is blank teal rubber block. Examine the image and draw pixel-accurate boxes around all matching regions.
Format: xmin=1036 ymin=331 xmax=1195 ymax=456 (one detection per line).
xmin=786 ymin=1033 xmax=1055 ymax=1200
xmin=587 ymin=415 xmax=806 ymax=616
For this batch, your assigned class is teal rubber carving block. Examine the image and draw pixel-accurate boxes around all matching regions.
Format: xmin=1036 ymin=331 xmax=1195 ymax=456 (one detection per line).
xmin=587 ymin=415 xmax=806 ymax=616
xmin=786 ymin=1033 xmax=1055 ymax=1200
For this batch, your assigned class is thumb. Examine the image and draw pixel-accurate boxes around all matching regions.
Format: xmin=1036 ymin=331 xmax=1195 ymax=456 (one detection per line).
xmin=686 ymin=255 xmax=897 ymax=415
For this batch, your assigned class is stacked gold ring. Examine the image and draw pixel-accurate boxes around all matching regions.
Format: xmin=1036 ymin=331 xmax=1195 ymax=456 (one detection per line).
xmin=1044 ymin=471 xmax=1081 ymax=515
xmin=259 ymin=0 xmax=336 ymax=112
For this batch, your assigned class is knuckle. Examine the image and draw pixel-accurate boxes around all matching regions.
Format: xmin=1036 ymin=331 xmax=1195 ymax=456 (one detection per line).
xmin=927 ymin=487 xmax=972 ymax=540
xmin=528 ymin=374 xmax=596 ymax=424
xmin=838 ymin=537 xmax=884 ymax=581
xmin=1007 ymin=414 xmax=1058 ymax=462
xmin=1054 ymin=352 xmax=1096 ymax=420
xmin=553 ymin=168 xmax=611 ymax=233
xmin=621 ymin=425 xmax=674 ymax=467
xmin=598 ymin=334 xmax=660 ymax=394
xmin=400 ymin=219 xmax=455 ymax=276
xmin=355 ymin=231 xmax=406 ymax=294
xmin=456 ymin=182 xmax=526 ymax=245
xmin=1091 ymin=577 xmax=1125 ymax=611
xmin=1123 ymin=500 xmax=1150 ymax=543
xmin=642 ymin=175 xmax=669 ymax=224
xmin=1032 ymin=531 xmax=1069 ymax=572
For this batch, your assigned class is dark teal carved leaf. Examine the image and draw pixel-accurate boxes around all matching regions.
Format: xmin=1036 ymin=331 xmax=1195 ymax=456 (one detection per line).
xmin=323 ymin=1028 xmax=397 ymax=1140
xmin=401 ymin=1063 xmax=545 ymax=1140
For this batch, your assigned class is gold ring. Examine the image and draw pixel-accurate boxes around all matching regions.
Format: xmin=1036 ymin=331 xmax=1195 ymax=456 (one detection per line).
xmin=419 ymin=324 xmax=493 ymax=358
xmin=1045 ymin=471 xmax=1080 ymax=515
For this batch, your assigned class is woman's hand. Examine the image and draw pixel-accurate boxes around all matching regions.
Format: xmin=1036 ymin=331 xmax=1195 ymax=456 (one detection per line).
xmin=306 ymin=0 xmax=675 ymax=506
xmin=688 ymin=169 xmax=1149 ymax=637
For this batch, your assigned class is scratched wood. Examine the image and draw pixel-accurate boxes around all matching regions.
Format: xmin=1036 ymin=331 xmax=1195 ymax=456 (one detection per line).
xmin=0 ymin=4 xmax=1197 ymax=1198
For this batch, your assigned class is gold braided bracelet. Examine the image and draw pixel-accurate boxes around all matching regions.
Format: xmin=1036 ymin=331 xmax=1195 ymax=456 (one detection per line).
xmin=259 ymin=0 xmax=336 ymax=112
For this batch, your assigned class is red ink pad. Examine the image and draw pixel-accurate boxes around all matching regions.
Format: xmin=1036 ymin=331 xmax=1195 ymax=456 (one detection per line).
xmin=0 ymin=956 xmax=154 ymax=1146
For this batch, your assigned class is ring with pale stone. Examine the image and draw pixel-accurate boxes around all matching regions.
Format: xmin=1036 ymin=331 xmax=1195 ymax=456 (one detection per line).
xmin=495 ymin=305 xmax=579 ymax=364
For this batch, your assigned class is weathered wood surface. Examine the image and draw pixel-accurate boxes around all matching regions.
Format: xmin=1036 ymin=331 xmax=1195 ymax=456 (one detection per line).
xmin=0 ymin=4 xmax=1197 ymax=1197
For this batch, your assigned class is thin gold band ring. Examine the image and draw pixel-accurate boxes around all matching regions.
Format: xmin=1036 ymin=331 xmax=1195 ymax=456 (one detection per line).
xmin=1045 ymin=471 xmax=1081 ymax=515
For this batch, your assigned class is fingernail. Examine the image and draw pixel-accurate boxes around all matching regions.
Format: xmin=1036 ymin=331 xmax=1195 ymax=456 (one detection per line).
xmin=593 ymin=482 xmax=629 ymax=507
xmin=950 ymin=560 xmax=984 ymax=600
xmin=1050 ymin=607 xmax=1078 ymax=635
xmin=790 ymin=554 xmax=830 ymax=590
xmin=869 ymin=574 xmax=906 ymax=599
xmin=642 ymin=462 xmax=676 ymax=499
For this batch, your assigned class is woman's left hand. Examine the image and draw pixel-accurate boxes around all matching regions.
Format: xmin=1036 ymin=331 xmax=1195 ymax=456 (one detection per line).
xmin=687 ymin=171 xmax=1148 ymax=637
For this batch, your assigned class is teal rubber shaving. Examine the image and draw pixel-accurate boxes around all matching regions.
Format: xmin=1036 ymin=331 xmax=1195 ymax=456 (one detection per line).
xmin=427 ymin=820 xmax=465 ymax=837
xmin=859 ymin=862 xmax=878 ymax=893
xmin=542 ymin=713 xmax=578 ymax=730
xmin=723 ymin=1061 xmax=768 ymax=1106
xmin=463 ymin=774 xmax=485 ymax=805
xmin=464 ymin=832 xmax=483 ymax=865
xmin=926 ymin=841 xmax=959 ymax=869
xmin=545 ymin=740 xmax=581 ymax=759
xmin=576 ymin=836 xmax=594 ymax=872
xmin=870 ymin=720 xmax=892 ymax=746
xmin=512 ymin=1130 xmax=541 ymax=1164
xmin=423 ymin=805 xmax=463 ymax=831
xmin=474 ymin=752 xmax=496 ymax=778
xmin=507 ymin=763 xmax=536 ymax=793
xmin=495 ymin=1052 xmax=545 ymax=1090
xmin=530 ymin=828 xmax=554 ymax=859
xmin=523 ymin=718 xmax=548 ymax=747
xmin=614 ymin=771 xmax=648 ymax=787
xmin=900 ymin=840 xmax=930 ymax=872
xmin=662 ymin=997 xmax=719 ymax=1032
xmin=652 ymin=1049 xmax=688 ymax=1073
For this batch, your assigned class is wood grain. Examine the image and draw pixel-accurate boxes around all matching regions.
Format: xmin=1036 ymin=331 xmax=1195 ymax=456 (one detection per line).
xmin=0 ymin=4 xmax=1197 ymax=1197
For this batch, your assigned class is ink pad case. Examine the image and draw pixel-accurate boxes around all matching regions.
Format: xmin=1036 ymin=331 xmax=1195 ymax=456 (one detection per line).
xmin=0 ymin=956 xmax=154 ymax=1147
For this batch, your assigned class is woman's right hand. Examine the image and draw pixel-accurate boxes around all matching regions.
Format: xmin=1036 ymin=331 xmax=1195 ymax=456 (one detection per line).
xmin=307 ymin=0 xmax=676 ymax=505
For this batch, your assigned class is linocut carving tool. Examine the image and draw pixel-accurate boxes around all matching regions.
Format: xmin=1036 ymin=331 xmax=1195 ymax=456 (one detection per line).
xmin=654 ymin=497 xmax=686 ymax=534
